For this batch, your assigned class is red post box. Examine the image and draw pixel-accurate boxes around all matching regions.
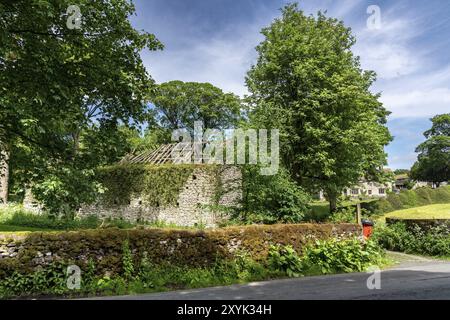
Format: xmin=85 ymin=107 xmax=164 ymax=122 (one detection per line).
xmin=361 ymin=219 xmax=374 ymax=239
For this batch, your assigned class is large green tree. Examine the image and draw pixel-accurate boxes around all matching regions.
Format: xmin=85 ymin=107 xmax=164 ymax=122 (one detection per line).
xmin=411 ymin=113 xmax=450 ymax=186
xmin=150 ymin=80 xmax=242 ymax=133
xmin=0 ymin=0 xmax=162 ymax=213
xmin=246 ymin=4 xmax=392 ymax=212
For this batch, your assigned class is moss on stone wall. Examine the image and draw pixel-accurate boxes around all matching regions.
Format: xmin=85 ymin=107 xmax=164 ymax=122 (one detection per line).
xmin=0 ymin=223 xmax=360 ymax=278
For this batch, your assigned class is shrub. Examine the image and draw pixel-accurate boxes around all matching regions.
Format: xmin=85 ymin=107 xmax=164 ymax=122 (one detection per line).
xmin=374 ymin=222 xmax=450 ymax=257
xmin=414 ymin=188 xmax=433 ymax=205
xmin=398 ymin=190 xmax=419 ymax=208
xmin=31 ymin=166 xmax=102 ymax=218
xmin=267 ymin=238 xmax=385 ymax=277
xmin=328 ymin=207 xmax=355 ymax=223
xmin=386 ymin=194 xmax=403 ymax=210
xmin=0 ymin=252 xmax=274 ymax=299
xmin=0 ymin=263 xmax=68 ymax=298
xmin=240 ymin=166 xmax=311 ymax=223
xmin=301 ymin=238 xmax=385 ymax=274
xmin=268 ymin=244 xmax=303 ymax=277
xmin=1 ymin=232 xmax=386 ymax=299
xmin=374 ymin=199 xmax=394 ymax=213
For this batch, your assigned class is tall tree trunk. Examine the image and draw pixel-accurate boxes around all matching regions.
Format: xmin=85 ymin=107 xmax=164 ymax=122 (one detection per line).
xmin=329 ymin=195 xmax=337 ymax=214
xmin=326 ymin=189 xmax=338 ymax=213
xmin=0 ymin=144 xmax=10 ymax=204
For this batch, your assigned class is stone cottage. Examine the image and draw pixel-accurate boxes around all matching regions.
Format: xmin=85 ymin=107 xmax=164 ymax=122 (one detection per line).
xmin=77 ymin=143 xmax=243 ymax=228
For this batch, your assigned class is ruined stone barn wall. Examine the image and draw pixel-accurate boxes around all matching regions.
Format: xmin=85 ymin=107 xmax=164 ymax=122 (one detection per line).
xmin=77 ymin=165 xmax=242 ymax=227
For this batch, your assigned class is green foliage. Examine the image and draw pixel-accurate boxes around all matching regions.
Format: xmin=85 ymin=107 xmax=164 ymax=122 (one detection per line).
xmin=0 ymin=223 xmax=360 ymax=282
xmin=31 ymin=166 xmax=103 ymax=217
xmin=375 ymin=198 xmax=395 ymax=213
xmin=1 ymin=0 xmax=163 ymax=215
xmin=411 ymin=113 xmax=450 ymax=185
xmin=0 ymin=234 xmax=385 ymax=299
xmin=394 ymin=169 xmax=410 ymax=175
xmin=374 ymin=222 xmax=450 ymax=257
xmin=302 ymin=238 xmax=385 ymax=274
xmin=96 ymin=164 xmax=197 ymax=206
xmin=268 ymin=245 xmax=303 ymax=277
xmin=0 ymin=251 xmax=273 ymax=299
xmin=239 ymin=166 xmax=311 ymax=223
xmin=246 ymin=3 xmax=392 ymax=212
xmin=0 ymin=204 xmax=134 ymax=230
xmin=267 ymin=238 xmax=385 ymax=277
xmin=0 ymin=263 xmax=67 ymax=298
xmin=122 ymin=240 xmax=135 ymax=281
xmin=328 ymin=207 xmax=356 ymax=223
xmin=374 ymin=186 xmax=450 ymax=215
xmin=151 ymin=80 xmax=242 ymax=131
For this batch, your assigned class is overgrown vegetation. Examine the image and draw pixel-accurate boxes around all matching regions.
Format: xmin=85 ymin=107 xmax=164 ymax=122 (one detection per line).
xmin=0 ymin=204 xmax=135 ymax=231
xmin=268 ymin=238 xmax=385 ymax=277
xmin=374 ymin=222 xmax=450 ymax=257
xmin=0 ymin=236 xmax=384 ymax=299
xmin=96 ymin=164 xmax=197 ymax=207
xmin=301 ymin=238 xmax=386 ymax=274
xmin=0 ymin=204 xmax=212 ymax=232
xmin=410 ymin=113 xmax=450 ymax=186
xmin=238 ymin=166 xmax=311 ymax=224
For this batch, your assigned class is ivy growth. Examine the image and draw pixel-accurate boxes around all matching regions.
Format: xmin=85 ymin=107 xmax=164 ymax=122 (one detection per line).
xmin=96 ymin=164 xmax=196 ymax=207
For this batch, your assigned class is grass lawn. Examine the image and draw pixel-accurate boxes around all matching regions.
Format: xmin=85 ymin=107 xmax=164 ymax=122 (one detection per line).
xmin=0 ymin=225 xmax=53 ymax=232
xmin=380 ymin=203 xmax=450 ymax=221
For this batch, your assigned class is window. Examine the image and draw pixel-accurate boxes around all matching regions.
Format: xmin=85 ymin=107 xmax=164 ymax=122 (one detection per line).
xmin=368 ymin=190 xmax=372 ymax=195
xmin=379 ymin=188 xmax=385 ymax=194
xmin=351 ymin=189 xmax=359 ymax=195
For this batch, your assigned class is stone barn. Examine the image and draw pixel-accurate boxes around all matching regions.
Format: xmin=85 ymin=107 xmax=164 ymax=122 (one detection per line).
xmin=77 ymin=143 xmax=243 ymax=228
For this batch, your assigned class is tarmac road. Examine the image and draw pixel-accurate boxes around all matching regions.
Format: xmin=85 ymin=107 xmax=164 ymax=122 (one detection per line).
xmin=87 ymin=252 xmax=450 ymax=300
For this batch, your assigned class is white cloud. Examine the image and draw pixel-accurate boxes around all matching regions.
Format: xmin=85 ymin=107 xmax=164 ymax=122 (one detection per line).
xmin=349 ymin=5 xmax=450 ymax=119
xmin=354 ymin=10 xmax=426 ymax=80
xmin=143 ymin=18 xmax=267 ymax=97
xmin=382 ymin=88 xmax=450 ymax=119
xmin=141 ymin=1 xmax=449 ymax=119
xmin=388 ymin=153 xmax=418 ymax=169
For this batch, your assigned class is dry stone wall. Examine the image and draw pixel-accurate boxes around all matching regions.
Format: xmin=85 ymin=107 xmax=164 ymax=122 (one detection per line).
xmin=78 ymin=165 xmax=242 ymax=227
xmin=0 ymin=223 xmax=362 ymax=277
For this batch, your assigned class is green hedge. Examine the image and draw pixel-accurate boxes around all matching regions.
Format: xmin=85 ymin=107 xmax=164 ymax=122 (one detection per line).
xmin=0 ymin=223 xmax=360 ymax=279
xmin=366 ymin=186 xmax=450 ymax=215
xmin=374 ymin=222 xmax=450 ymax=257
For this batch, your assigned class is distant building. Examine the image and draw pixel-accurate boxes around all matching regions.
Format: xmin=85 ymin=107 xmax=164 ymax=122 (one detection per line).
xmin=343 ymin=180 xmax=393 ymax=198
xmin=317 ymin=179 xmax=393 ymax=201
xmin=393 ymin=174 xmax=431 ymax=191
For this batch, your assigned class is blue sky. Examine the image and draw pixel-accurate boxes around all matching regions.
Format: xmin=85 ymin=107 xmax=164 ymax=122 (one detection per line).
xmin=131 ymin=0 xmax=450 ymax=170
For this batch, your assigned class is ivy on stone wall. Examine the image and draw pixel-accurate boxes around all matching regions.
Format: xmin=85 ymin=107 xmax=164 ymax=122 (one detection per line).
xmin=96 ymin=164 xmax=224 ymax=207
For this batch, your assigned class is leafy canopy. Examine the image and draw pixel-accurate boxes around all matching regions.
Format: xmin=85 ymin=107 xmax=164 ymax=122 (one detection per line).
xmin=246 ymin=4 xmax=392 ymax=210
xmin=0 ymin=0 xmax=163 ymax=214
xmin=411 ymin=113 xmax=450 ymax=185
xmin=150 ymin=80 xmax=242 ymax=132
